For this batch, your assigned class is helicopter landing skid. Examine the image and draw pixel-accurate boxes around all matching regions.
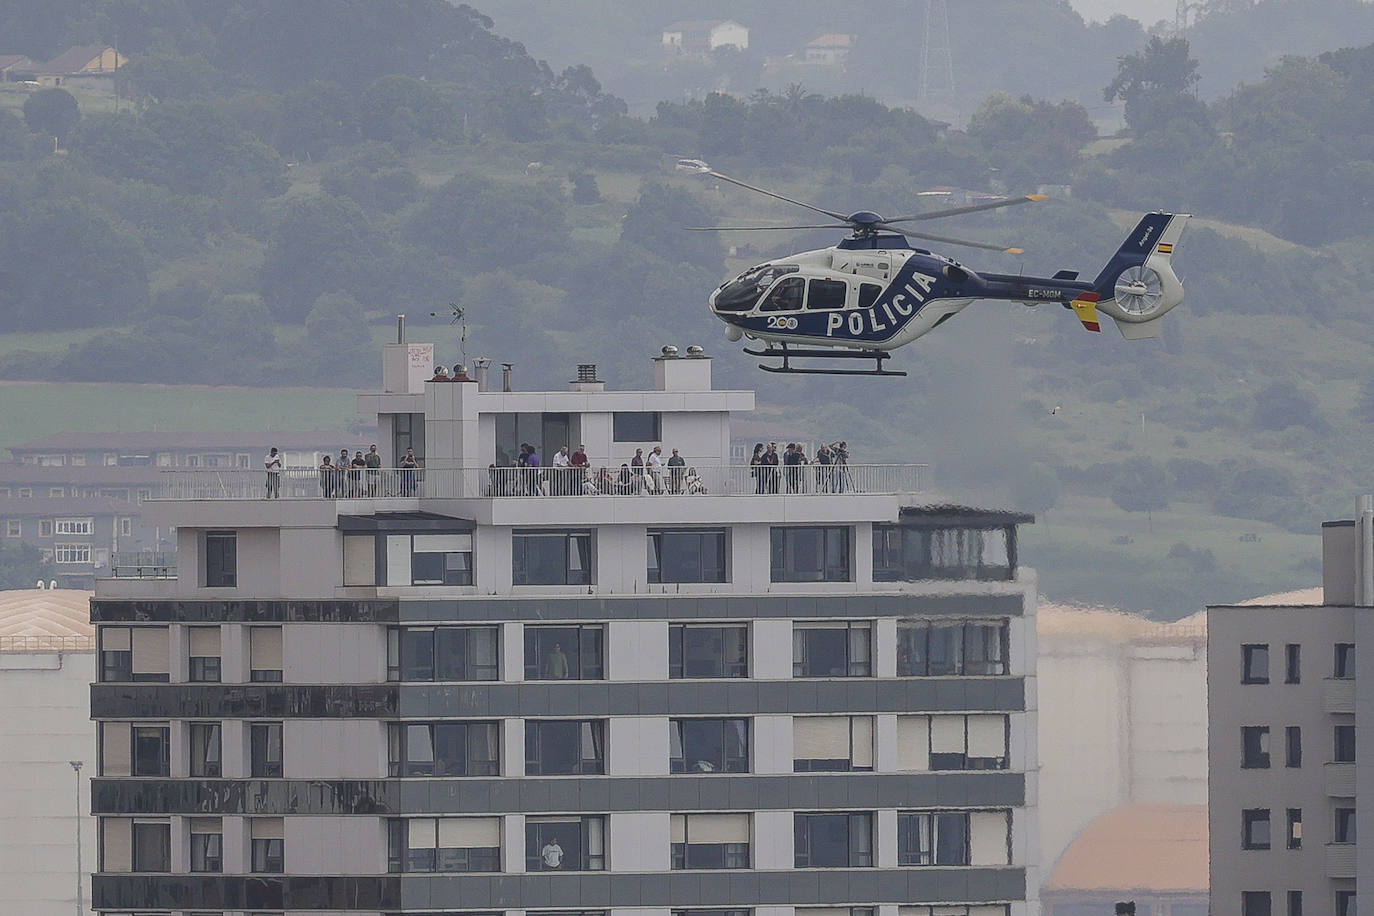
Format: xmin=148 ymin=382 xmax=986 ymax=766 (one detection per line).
xmin=743 ymin=343 xmax=906 ymax=377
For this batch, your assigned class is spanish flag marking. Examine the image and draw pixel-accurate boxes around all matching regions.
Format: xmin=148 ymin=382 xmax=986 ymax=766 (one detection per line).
xmin=1071 ymin=292 xmax=1101 ymax=333
xmin=1157 ymin=243 xmax=1173 ymax=254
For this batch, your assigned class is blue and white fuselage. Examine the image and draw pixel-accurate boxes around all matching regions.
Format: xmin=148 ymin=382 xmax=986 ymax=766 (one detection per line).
xmin=708 ymin=214 xmax=1189 ymax=349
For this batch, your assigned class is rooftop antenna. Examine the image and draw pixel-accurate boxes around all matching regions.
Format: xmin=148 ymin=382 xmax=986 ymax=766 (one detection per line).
xmin=918 ymin=0 xmax=956 ymax=105
xmin=430 ymin=302 xmax=469 ymax=367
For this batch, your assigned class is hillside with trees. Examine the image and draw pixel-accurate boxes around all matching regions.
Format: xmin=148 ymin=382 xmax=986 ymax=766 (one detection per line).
xmin=2 ymin=0 xmax=1374 ymax=615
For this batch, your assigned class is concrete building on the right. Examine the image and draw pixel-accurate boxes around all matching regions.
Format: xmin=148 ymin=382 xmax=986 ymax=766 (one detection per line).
xmin=1207 ymin=495 xmax=1371 ymax=916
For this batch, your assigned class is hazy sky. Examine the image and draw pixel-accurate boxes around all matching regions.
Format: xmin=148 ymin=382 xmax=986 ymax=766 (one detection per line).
xmin=1069 ymin=0 xmax=1176 ymax=24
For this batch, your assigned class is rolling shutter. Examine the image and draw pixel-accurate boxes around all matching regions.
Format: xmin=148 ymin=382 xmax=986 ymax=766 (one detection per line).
xmin=101 ymin=723 xmax=131 ymax=776
xmin=250 ymin=627 xmax=282 ymax=670
xmin=794 ymin=717 xmax=849 ymax=759
xmin=438 ymin=817 xmax=500 ymax=847
xmin=897 ymin=715 xmax=929 ymax=771
xmin=130 ymin=627 xmax=169 ymax=676
xmin=970 ymin=811 xmax=1010 ymax=866
xmin=851 ymin=716 xmax=875 ymax=769
xmin=967 ymin=715 xmax=1007 ymax=759
xmin=187 ymin=627 xmax=219 ymax=657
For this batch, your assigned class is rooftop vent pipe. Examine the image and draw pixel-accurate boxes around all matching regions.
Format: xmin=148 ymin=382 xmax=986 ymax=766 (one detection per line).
xmin=501 ymin=363 xmax=513 ymax=392
xmin=396 ymin=314 xmax=405 ymax=344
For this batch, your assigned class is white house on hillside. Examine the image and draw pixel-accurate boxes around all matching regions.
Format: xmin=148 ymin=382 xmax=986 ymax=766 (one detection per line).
xmin=662 ymin=19 xmax=749 ymax=54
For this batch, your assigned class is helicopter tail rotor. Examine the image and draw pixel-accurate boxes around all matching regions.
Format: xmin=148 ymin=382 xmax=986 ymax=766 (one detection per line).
xmin=1090 ymin=213 xmax=1190 ymax=339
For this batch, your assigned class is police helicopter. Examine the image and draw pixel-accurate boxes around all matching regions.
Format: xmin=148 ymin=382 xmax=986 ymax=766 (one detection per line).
xmin=685 ymin=163 xmax=1188 ymax=376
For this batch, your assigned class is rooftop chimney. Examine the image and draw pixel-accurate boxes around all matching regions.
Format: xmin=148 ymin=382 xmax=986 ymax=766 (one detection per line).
xmin=474 ymin=358 xmax=490 ymax=391
xmin=396 ymin=314 xmax=405 ymax=344
xmin=654 ymin=344 xmax=712 ymax=391
xmin=501 ymin=363 xmax=514 ymax=392
xmin=570 ymin=363 xmax=604 ymax=392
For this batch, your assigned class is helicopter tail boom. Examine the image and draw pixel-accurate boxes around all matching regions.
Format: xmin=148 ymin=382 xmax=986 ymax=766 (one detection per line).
xmin=1089 ymin=212 xmax=1189 ymax=338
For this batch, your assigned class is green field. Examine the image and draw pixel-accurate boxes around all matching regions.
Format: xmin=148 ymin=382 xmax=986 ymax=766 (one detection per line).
xmin=0 ymin=381 xmax=361 ymax=449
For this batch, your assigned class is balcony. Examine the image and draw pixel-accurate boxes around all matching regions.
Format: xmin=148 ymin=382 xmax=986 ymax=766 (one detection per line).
xmin=1324 ymin=677 xmax=1356 ymax=715
xmin=110 ymin=551 xmax=176 ymax=579
xmin=1326 ymin=842 xmax=1356 ymax=878
xmin=146 ymin=463 xmax=930 ymax=501
xmin=1325 ymin=762 xmax=1356 ymax=797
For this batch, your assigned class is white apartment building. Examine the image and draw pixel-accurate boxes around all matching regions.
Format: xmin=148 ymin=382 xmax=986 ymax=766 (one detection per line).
xmin=1208 ymin=496 xmax=1371 ymax=916
xmin=89 ymin=336 xmax=1040 ymax=916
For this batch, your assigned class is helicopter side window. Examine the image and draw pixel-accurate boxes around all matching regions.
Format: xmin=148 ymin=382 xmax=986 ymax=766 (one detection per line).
xmin=857 ymin=283 xmax=883 ymax=310
xmin=714 ymin=264 xmax=798 ymax=312
xmin=806 ymin=279 xmax=848 ymax=310
xmin=760 ymin=277 xmax=805 ymax=312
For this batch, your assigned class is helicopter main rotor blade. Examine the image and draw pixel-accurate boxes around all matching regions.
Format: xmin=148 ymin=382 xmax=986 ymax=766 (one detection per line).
xmin=886 ymin=194 xmax=1048 ymax=223
xmin=706 ymin=171 xmax=850 ymax=222
xmin=896 ymin=227 xmax=1026 ymax=254
xmin=684 ymin=224 xmax=853 ymax=231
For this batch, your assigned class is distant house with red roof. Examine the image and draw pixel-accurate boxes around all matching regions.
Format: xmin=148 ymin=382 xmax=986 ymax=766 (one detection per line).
xmin=661 ymin=19 xmax=748 ymax=55
xmin=0 ymin=54 xmax=37 ymax=81
xmin=804 ymin=33 xmax=857 ymax=66
xmin=34 ymin=45 xmax=125 ymax=86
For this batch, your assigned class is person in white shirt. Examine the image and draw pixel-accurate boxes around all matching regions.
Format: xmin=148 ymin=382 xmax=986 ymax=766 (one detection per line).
xmin=264 ymin=447 xmax=282 ymax=499
xmin=540 ymin=838 xmax=564 ymax=868
xmin=552 ymin=446 xmax=572 ymax=495
xmin=646 ymin=445 xmax=664 ymax=493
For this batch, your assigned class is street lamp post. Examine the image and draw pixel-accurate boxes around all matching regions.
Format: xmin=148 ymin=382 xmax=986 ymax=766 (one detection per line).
xmin=69 ymin=760 xmax=83 ymax=916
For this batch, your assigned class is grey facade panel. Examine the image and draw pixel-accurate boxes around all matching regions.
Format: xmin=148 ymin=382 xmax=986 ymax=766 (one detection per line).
xmin=91 ymin=599 xmax=401 ymax=623
xmin=91 ymin=773 xmax=1024 ymax=815
xmin=92 ymin=677 xmax=1024 ymax=719
xmin=92 ymin=875 xmax=401 ymax=911
xmin=400 ymin=593 xmax=1024 ymax=622
xmin=400 ymin=869 xmax=1026 ymax=908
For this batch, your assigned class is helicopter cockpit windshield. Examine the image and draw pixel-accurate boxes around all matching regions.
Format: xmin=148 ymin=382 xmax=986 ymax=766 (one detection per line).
xmin=713 ymin=264 xmax=799 ymax=311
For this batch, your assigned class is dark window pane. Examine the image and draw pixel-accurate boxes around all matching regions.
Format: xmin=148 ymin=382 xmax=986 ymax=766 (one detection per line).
xmin=1335 ymin=643 xmax=1355 ymax=678
xmin=402 ymin=629 xmax=435 ymax=681
xmin=205 ymin=532 xmax=236 ymax=587
xmin=250 ymin=723 xmax=283 ymax=777
xmin=772 ymin=527 xmax=851 ymax=582
xmin=806 ymin=278 xmax=847 ymax=310
xmin=1243 ymin=644 xmax=1270 ymax=684
xmin=132 ymin=726 xmax=170 ymax=776
xmin=524 ymin=625 xmax=604 ymax=681
xmin=132 ymin=822 xmax=170 ymax=872
xmin=1335 ymin=724 xmax=1356 ymax=762
xmin=1241 ymin=726 xmax=1271 ymax=768
xmin=613 ymin=412 xmax=661 ymax=442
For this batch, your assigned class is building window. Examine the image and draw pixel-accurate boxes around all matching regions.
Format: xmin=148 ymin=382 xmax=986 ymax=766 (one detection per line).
xmin=54 ymin=543 xmax=91 ymax=564
xmin=1285 ymin=726 xmax=1301 ymax=767
xmin=127 ymin=627 xmax=170 ymax=681
xmin=1241 ymin=892 xmax=1271 ymax=916
xmin=50 ymin=487 xmax=65 ymax=498
xmin=1335 ymin=807 xmax=1356 ymax=843
xmin=895 ymin=714 xmax=1009 ymax=771
xmin=671 ymin=813 xmax=751 ymax=869
xmin=131 ymin=822 xmax=171 ymax=872
xmin=4 ymin=520 xmax=18 ymax=537
xmin=1285 ymin=808 xmax=1301 ymax=849
xmin=1334 ymin=642 xmax=1355 ymax=678
xmin=55 ymin=518 xmax=92 ymax=535
xmin=671 ymin=718 xmax=749 ymax=773
xmin=387 ymin=626 xmax=499 ymax=681
xmin=793 ymin=621 xmax=871 ymax=677
xmin=205 ymin=531 xmax=237 ymax=587
xmin=1336 ymin=892 xmax=1355 ymax=916
xmin=1335 ymin=724 xmax=1356 ymax=762
xmin=897 ymin=620 xmax=1009 ymax=676
xmin=120 ymin=517 xmax=133 ymax=536
xmin=525 ymin=720 xmax=606 ymax=775
xmin=19 ymin=488 xmax=33 ymax=499
xmin=189 ymin=819 xmax=223 ymax=872
xmin=188 ymin=627 xmax=221 ymax=682
xmin=513 ymin=530 xmax=593 ymax=585
xmin=798 ymin=910 xmax=876 ymax=916
xmin=99 ymin=723 xmax=132 ymax=776
xmin=669 ymin=624 xmax=747 ymax=678
xmin=898 ymin=811 xmax=970 ymax=866
xmin=771 ymin=526 xmax=851 ymax=582
xmin=387 ymin=722 xmax=500 ymax=777
xmin=132 ymin=726 xmax=170 ymax=777
xmin=612 ymin=412 xmax=660 ymax=441
xmin=249 ymin=723 xmax=283 ymax=777
xmin=1242 ymin=809 xmax=1271 ymax=849
xmin=648 ymin=529 xmax=727 ymax=583
xmin=99 ymin=627 xmax=134 ymax=681
xmin=189 ymin=723 xmax=222 ymax=777
xmin=794 ymin=812 xmax=873 ymax=868
xmin=1241 ymin=726 xmax=1270 ymax=768
xmin=249 ymin=626 xmax=283 ymax=682
xmin=523 ymin=625 xmax=604 ymax=680
xmin=1242 ymin=644 xmax=1269 ymax=684
xmin=525 ymin=815 xmax=605 ymax=871
xmin=388 ymin=817 xmax=501 ymax=873
xmin=250 ymin=819 xmax=284 ymax=873
xmin=675 ymin=911 xmax=751 ymax=916
xmin=873 ymin=523 xmax=1014 ymax=581
xmin=410 ymin=534 xmax=474 ymax=585
xmin=793 ymin=716 xmax=875 ymax=772
xmin=1284 ymin=643 xmax=1300 ymax=683
xmin=1287 ymin=890 xmax=1302 ymax=916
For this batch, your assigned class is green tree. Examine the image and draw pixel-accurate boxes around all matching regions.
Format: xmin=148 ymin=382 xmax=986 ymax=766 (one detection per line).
xmin=260 ymin=195 xmax=391 ymax=322
xmin=358 ymin=75 xmax=458 ymax=148
xmin=22 ymin=88 xmax=79 ymax=143
xmin=0 ymin=541 xmax=54 ymax=589
xmin=619 ymin=182 xmax=722 ymax=274
xmin=303 ymin=292 xmax=375 ymax=382
xmin=1111 ymin=459 xmax=1170 ymax=530
xmin=568 ymin=170 xmax=601 ymax=204
xmin=1010 ymin=462 xmax=1062 ymax=517
xmin=0 ymin=109 xmax=35 ymax=160
xmin=1251 ymin=379 xmax=1325 ymax=432
xmin=1104 ymin=36 xmax=1204 ymax=134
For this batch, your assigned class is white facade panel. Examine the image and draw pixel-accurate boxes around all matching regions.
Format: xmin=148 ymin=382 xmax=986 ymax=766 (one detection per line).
xmin=608 ymin=620 xmax=667 ymax=682
xmin=608 ymin=717 xmax=668 ymax=776
xmin=609 ymin=810 xmax=669 ymax=872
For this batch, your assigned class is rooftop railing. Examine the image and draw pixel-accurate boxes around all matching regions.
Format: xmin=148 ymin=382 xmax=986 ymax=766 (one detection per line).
xmin=110 ymin=551 xmax=177 ymax=579
xmin=0 ymin=635 xmax=95 ymax=653
xmin=148 ymin=463 xmax=929 ymax=501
